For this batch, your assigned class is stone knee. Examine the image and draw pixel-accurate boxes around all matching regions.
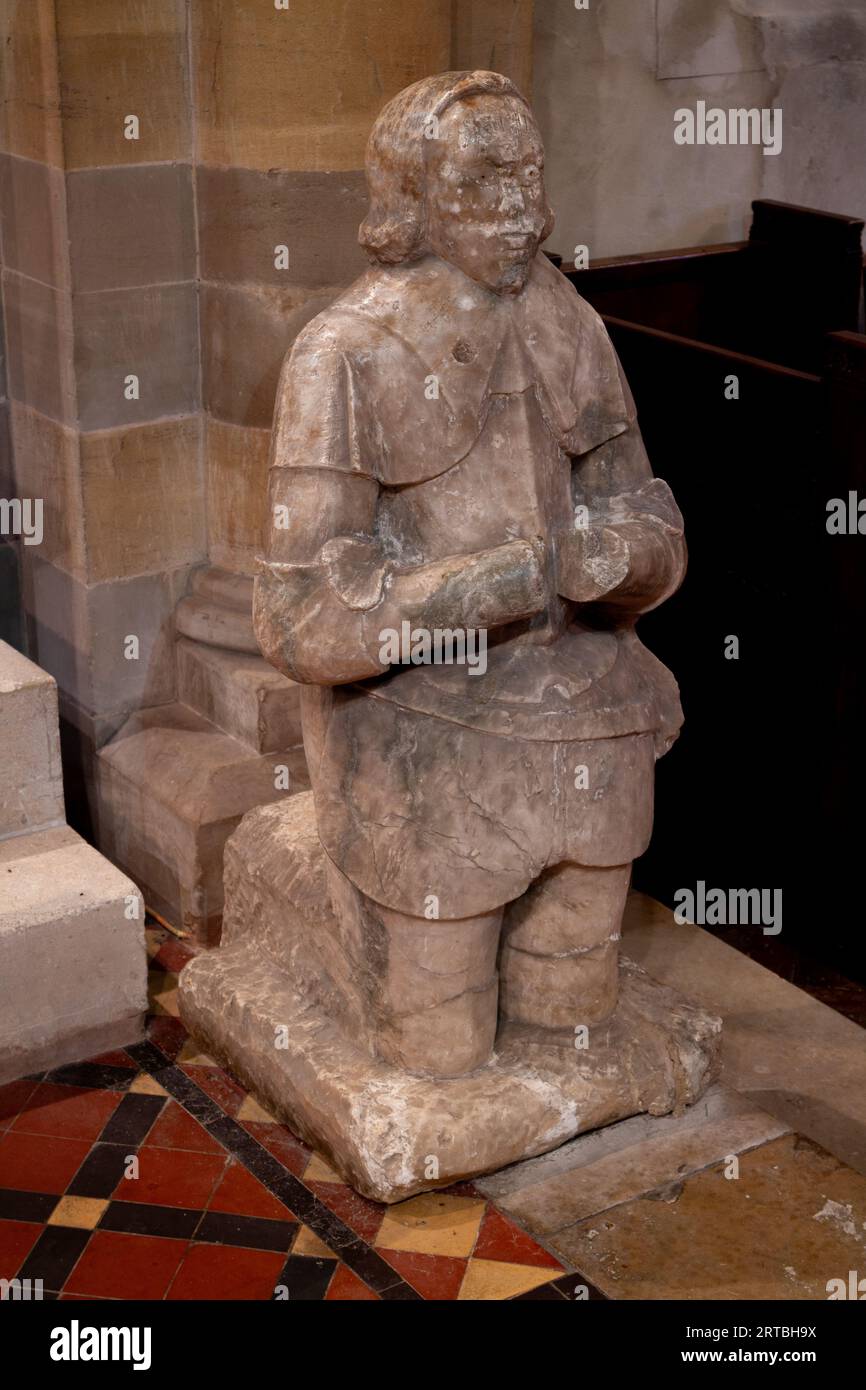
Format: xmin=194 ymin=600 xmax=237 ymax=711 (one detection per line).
xmin=324 ymin=860 xmax=502 ymax=1078
xmin=499 ymin=862 xmax=631 ymax=1028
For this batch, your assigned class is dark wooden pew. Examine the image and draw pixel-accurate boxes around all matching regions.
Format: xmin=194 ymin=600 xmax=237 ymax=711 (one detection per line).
xmin=563 ymin=202 xmax=866 ymax=981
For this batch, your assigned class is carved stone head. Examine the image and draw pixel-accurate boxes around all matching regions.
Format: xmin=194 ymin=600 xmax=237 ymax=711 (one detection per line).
xmin=359 ymin=70 xmax=555 ymax=296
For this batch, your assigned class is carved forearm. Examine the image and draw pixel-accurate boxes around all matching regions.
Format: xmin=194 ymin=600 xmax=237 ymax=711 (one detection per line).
xmin=558 ymin=477 xmax=685 ymax=613
xmin=254 ymin=537 xmax=545 ymax=686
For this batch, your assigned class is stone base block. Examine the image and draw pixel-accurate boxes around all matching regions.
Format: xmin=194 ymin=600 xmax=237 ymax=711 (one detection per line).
xmin=176 ymin=638 xmax=301 ymax=754
xmin=96 ymin=703 xmax=308 ymax=944
xmin=181 ymin=946 xmax=720 ymax=1204
xmin=0 ymin=639 xmax=65 ymax=838
xmin=0 ymin=825 xmax=146 ymax=1085
xmin=179 ymin=794 xmax=721 ymax=1202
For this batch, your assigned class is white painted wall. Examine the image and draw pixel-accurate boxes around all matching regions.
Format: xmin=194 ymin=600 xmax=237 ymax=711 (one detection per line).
xmin=534 ymin=0 xmax=866 ymax=259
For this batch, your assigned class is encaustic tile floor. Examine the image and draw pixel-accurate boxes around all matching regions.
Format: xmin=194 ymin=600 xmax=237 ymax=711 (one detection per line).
xmin=0 ymin=923 xmax=599 ymax=1301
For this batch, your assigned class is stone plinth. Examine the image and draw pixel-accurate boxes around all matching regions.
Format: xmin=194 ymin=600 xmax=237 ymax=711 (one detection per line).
xmin=0 ymin=640 xmax=146 ymax=1085
xmin=95 ymin=567 xmax=308 ymax=944
xmin=179 ymin=795 xmax=721 ymax=1203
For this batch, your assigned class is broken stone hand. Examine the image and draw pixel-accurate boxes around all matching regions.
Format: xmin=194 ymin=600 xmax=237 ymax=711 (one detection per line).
xmin=254 ymin=535 xmax=545 ymax=686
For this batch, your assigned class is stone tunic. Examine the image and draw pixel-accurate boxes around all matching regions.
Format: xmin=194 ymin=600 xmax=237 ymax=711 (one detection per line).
xmin=260 ymin=253 xmax=685 ymax=918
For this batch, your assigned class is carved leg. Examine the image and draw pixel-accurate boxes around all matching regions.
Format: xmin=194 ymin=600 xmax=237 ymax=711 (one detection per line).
xmin=325 ymin=860 xmax=502 ymax=1078
xmin=499 ymin=862 xmax=631 ymax=1029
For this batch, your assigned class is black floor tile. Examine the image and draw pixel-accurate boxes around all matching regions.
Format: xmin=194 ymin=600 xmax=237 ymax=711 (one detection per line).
xmin=45 ymin=1062 xmax=137 ymax=1092
xmin=271 ymin=1254 xmax=338 ymax=1301
xmin=196 ymin=1210 xmax=297 ymax=1253
xmin=18 ymin=1226 xmax=90 ymax=1288
xmin=99 ymin=1093 xmax=166 ymax=1146
xmin=98 ymin=1199 xmax=202 ymax=1241
xmin=0 ymin=1188 xmax=58 ymax=1223
xmin=67 ymin=1143 xmax=139 ymax=1199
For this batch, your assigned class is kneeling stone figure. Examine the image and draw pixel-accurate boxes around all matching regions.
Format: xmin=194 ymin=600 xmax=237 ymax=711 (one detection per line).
xmin=180 ymin=72 xmax=720 ymax=1202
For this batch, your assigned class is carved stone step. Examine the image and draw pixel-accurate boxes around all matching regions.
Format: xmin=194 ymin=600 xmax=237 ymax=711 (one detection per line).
xmin=174 ymin=594 xmax=258 ymax=653
xmin=190 ymin=565 xmax=254 ymax=611
xmin=96 ymin=703 xmax=309 ymax=944
xmin=176 ymin=638 xmax=301 ymax=754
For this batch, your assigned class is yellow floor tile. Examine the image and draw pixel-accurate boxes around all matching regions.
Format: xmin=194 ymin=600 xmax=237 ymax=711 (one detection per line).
xmin=48 ymin=1196 xmax=109 ymax=1230
xmin=236 ymin=1094 xmax=277 ymax=1124
xmin=376 ymin=1193 xmax=486 ymax=1258
xmin=292 ymin=1225 xmax=334 ymax=1258
xmin=176 ymin=1038 xmax=217 ymax=1067
xmin=128 ymin=1073 xmax=167 ymax=1096
xmin=458 ymin=1258 xmax=557 ymax=1301
xmin=304 ymin=1153 xmax=343 ymax=1183
xmin=148 ymin=972 xmax=180 ymax=1016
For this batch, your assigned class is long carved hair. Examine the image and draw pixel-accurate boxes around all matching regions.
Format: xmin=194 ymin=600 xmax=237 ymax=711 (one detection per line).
xmin=359 ymin=70 xmax=555 ymax=265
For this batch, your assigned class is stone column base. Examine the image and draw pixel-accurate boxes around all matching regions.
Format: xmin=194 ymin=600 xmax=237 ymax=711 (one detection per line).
xmin=179 ymin=796 xmax=721 ymax=1203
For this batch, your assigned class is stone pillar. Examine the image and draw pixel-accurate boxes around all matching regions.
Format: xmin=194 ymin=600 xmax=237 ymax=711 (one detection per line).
xmin=1 ymin=1 xmax=535 ymax=944
xmin=1 ymin=0 xmax=204 ymax=822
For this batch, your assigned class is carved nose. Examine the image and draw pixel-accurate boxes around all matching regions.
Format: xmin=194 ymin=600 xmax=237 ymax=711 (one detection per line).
xmin=500 ymin=181 xmax=526 ymax=214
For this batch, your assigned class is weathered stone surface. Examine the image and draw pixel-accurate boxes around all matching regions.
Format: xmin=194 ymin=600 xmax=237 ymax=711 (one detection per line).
xmin=0 ymin=0 xmax=65 ymax=167
xmin=96 ymin=704 xmax=308 ymax=944
xmin=3 ymin=271 xmax=76 ymax=426
xmin=183 ymin=71 xmax=717 ymax=1196
xmin=66 ymin=163 xmax=196 ymax=292
xmin=0 ymin=639 xmax=65 ymax=838
xmin=73 ymin=282 xmax=199 ymax=431
xmin=0 ymin=154 xmax=70 ymax=289
xmin=181 ymin=922 xmax=719 ymax=1204
xmin=20 ymin=552 xmax=187 ymax=721
xmin=78 ymin=416 xmax=205 ymax=583
xmin=477 ymin=1085 xmax=791 ymax=1231
xmin=176 ymin=638 xmax=302 ymax=754
xmin=197 ymin=167 xmax=368 ymax=288
xmin=180 ymin=793 xmax=720 ymax=1199
xmin=0 ymin=640 xmax=147 ymax=1084
xmin=55 ymin=0 xmax=191 ymax=170
xmin=192 ymin=0 xmax=451 ymax=171
xmin=174 ymin=594 xmax=258 ymax=654
xmin=200 ymin=284 xmax=339 ymax=429
xmin=0 ymin=824 xmax=146 ymax=1084
xmin=9 ymin=403 xmax=85 ymax=579
xmin=203 ymin=417 xmax=271 ymax=569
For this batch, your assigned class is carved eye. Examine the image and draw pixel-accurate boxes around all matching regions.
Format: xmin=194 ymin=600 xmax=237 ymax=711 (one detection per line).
xmin=452 ymin=339 xmax=476 ymax=364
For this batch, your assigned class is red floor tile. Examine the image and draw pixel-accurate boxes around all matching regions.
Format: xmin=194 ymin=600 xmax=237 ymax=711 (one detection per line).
xmin=473 ymin=1206 xmax=563 ymax=1268
xmin=0 ymin=1219 xmax=43 ymax=1278
xmin=88 ymin=1050 xmax=137 ymax=1069
xmin=378 ymin=1248 xmax=468 ymax=1300
xmin=144 ymin=1101 xmax=222 ymax=1154
xmin=167 ymin=1243 xmax=285 ymax=1300
xmin=0 ymin=1130 xmax=92 ymax=1194
xmin=307 ymin=1180 xmax=384 ymax=1243
xmin=154 ymin=939 xmax=196 ymax=973
xmin=208 ymin=1161 xmax=294 ymax=1221
xmin=11 ymin=1083 xmax=122 ymax=1142
xmin=326 ymin=1263 xmax=380 ymax=1300
xmin=0 ymin=1077 xmax=40 ymax=1131
xmin=65 ymin=1231 xmax=188 ymax=1301
xmin=147 ymin=1016 xmax=188 ymax=1061
xmin=242 ymin=1122 xmax=310 ymax=1178
xmin=181 ymin=1066 xmax=246 ymax=1117
xmin=115 ymin=1146 xmax=226 ymax=1210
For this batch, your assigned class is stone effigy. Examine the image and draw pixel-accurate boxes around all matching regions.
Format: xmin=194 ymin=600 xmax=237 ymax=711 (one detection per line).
xmin=179 ymin=71 xmax=720 ymax=1202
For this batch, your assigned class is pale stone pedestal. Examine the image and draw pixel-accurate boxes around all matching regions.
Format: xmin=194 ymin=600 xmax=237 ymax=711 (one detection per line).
xmin=95 ymin=567 xmax=308 ymax=944
xmin=0 ymin=641 xmax=146 ymax=1085
xmin=179 ymin=794 xmax=721 ymax=1202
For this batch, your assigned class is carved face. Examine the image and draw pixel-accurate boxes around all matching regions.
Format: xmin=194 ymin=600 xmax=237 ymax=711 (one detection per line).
xmin=425 ymin=94 xmax=548 ymax=296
